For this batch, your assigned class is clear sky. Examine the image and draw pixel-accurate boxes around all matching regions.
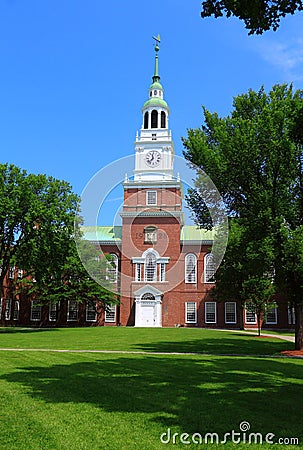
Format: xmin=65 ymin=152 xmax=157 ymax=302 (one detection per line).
xmin=1 ymin=1 xmax=303 ymax=224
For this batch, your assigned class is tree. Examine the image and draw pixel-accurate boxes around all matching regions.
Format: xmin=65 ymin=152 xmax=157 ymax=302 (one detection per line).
xmin=201 ymin=0 xmax=303 ymax=34
xmin=183 ymin=84 xmax=303 ymax=349
xmin=0 ymin=163 xmax=78 ymax=297
xmin=19 ymin=239 xmax=118 ymax=322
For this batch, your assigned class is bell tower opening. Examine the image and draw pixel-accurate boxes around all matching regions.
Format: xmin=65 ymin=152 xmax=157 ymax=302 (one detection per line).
xmin=151 ymin=110 xmax=158 ymax=128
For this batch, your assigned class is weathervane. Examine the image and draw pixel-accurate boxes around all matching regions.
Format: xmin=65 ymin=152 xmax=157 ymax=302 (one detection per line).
xmin=152 ymin=34 xmax=161 ymax=52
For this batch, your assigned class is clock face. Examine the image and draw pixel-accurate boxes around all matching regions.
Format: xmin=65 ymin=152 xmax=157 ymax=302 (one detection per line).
xmin=145 ymin=151 xmax=161 ymax=167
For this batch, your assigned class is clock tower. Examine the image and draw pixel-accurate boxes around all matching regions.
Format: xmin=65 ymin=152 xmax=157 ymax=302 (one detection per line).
xmin=120 ymin=37 xmax=184 ymax=327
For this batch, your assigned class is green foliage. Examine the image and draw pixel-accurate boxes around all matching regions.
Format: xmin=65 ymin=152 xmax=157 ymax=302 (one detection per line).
xmin=183 ymin=84 xmax=303 ymax=347
xmin=201 ymin=0 xmax=303 ymax=34
xmin=0 ymin=163 xmax=79 ymax=289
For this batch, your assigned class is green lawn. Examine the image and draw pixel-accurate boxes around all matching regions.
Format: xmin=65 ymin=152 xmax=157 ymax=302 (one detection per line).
xmin=0 ymin=328 xmax=302 ymax=449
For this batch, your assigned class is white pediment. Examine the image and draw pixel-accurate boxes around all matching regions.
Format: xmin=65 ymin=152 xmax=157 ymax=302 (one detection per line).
xmin=134 ymin=284 xmax=163 ymax=297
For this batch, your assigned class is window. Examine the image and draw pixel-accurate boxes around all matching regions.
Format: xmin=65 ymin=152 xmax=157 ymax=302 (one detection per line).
xmin=107 ymin=254 xmax=118 ymax=283
xmin=17 ymin=269 xmax=23 ymax=279
xmin=135 ymin=263 xmax=143 ymax=281
xmin=13 ymin=301 xmax=20 ymax=321
xmin=204 ymin=253 xmax=216 ymax=283
xmin=288 ymin=303 xmax=295 ymax=325
xmin=67 ymin=300 xmax=78 ymax=321
xmin=225 ymin=302 xmax=237 ymax=324
xmin=185 ymin=254 xmax=197 ymax=283
xmin=151 ymin=109 xmax=158 ymax=128
xmin=141 ymin=293 xmax=155 ymax=302
xmin=146 ymin=191 xmax=157 ymax=206
xmin=245 ymin=307 xmax=257 ymax=324
xmin=49 ymin=302 xmax=57 ymax=322
xmin=4 ymin=298 xmax=12 ymax=320
xmin=144 ymin=226 xmax=157 ymax=243
xmin=205 ymin=302 xmax=216 ymax=324
xmin=161 ymin=111 xmax=166 ymax=128
xmin=30 ymin=300 xmax=41 ymax=321
xmin=86 ymin=302 xmax=97 ymax=322
xmin=160 ymin=263 xmax=166 ymax=282
xmin=145 ymin=252 xmax=157 ymax=281
xmin=144 ymin=111 xmax=148 ymax=129
xmin=8 ymin=266 xmax=15 ymax=279
xmin=105 ymin=305 xmax=116 ymax=323
xmin=186 ymin=302 xmax=197 ymax=323
xmin=266 ymin=306 xmax=277 ymax=324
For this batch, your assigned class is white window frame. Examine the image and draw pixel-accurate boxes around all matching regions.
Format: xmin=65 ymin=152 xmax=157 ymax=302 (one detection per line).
xmin=86 ymin=301 xmax=97 ymax=322
xmin=67 ymin=300 xmax=78 ymax=321
xmin=4 ymin=298 xmax=12 ymax=320
xmin=204 ymin=253 xmax=216 ymax=283
xmin=160 ymin=263 xmax=166 ymax=282
xmin=105 ymin=305 xmax=116 ymax=323
xmin=185 ymin=302 xmax=197 ymax=324
xmin=13 ymin=300 xmax=20 ymax=321
xmin=288 ymin=303 xmax=296 ymax=325
xmin=225 ymin=302 xmax=237 ymax=324
xmin=185 ymin=253 xmax=197 ymax=284
xmin=135 ymin=263 xmax=142 ymax=281
xmin=266 ymin=306 xmax=278 ymax=324
xmin=30 ymin=300 xmax=42 ymax=321
xmin=17 ymin=269 xmax=23 ymax=279
xmin=8 ymin=266 xmax=15 ymax=279
xmin=49 ymin=302 xmax=57 ymax=322
xmin=144 ymin=252 xmax=157 ymax=282
xmin=146 ymin=190 xmax=157 ymax=206
xmin=245 ymin=307 xmax=257 ymax=324
xmin=107 ymin=254 xmax=118 ymax=283
xmin=205 ymin=302 xmax=217 ymax=324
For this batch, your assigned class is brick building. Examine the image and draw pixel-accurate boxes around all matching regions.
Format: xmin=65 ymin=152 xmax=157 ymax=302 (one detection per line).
xmin=0 ymin=41 xmax=295 ymax=330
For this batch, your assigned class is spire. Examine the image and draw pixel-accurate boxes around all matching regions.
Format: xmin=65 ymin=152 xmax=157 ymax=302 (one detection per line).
xmin=152 ymin=34 xmax=161 ymax=84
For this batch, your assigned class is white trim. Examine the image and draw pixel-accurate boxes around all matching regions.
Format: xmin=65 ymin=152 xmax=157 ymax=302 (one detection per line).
xmin=86 ymin=301 xmax=97 ymax=322
xmin=266 ymin=306 xmax=277 ymax=324
xmin=185 ymin=253 xmax=197 ymax=284
xmin=245 ymin=308 xmax=257 ymax=324
xmin=30 ymin=300 xmax=42 ymax=321
xmin=49 ymin=302 xmax=57 ymax=322
xmin=105 ymin=305 xmax=116 ymax=323
xmin=67 ymin=300 xmax=78 ymax=321
xmin=13 ymin=300 xmax=20 ymax=321
xmin=146 ymin=190 xmax=157 ymax=205
xmin=205 ymin=302 xmax=216 ymax=324
xmin=204 ymin=253 xmax=216 ymax=283
xmin=225 ymin=302 xmax=237 ymax=324
xmin=185 ymin=302 xmax=197 ymax=324
xmin=4 ymin=298 xmax=12 ymax=320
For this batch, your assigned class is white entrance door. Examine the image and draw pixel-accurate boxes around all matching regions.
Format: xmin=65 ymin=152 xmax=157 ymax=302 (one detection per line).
xmin=141 ymin=304 xmax=155 ymax=327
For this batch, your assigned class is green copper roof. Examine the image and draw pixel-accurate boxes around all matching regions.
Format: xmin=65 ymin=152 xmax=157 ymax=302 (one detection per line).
xmin=143 ymin=97 xmax=168 ymax=109
xmin=81 ymin=225 xmax=213 ymax=243
xmin=180 ymin=226 xmax=214 ymax=241
xmin=81 ymin=226 xmax=122 ymax=242
xmin=149 ymin=81 xmax=163 ymax=91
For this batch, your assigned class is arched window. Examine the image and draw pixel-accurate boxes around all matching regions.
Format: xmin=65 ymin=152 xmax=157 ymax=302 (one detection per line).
xmin=161 ymin=111 xmax=166 ymax=128
xmin=144 ymin=111 xmax=148 ymax=129
xmin=107 ymin=254 xmax=118 ymax=283
xmin=141 ymin=293 xmax=155 ymax=301
xmin=151 ymin=110 xmax=158 ymax=128
xmin=145 ymin=252 xmax=157 ymax=281
xmin=204 ymin=253 xmax=216 ymax=283
xmin=185 ymin=253 xmax=197 ymax=283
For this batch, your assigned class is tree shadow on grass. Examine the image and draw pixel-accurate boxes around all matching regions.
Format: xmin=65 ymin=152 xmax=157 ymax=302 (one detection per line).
xmin=1 ymin=353 xmax=302 ymax=442
xmin=132 ymin=333 xmax=292 ymax=356
xmin=0 ymin=327 xmax=59 ymax=334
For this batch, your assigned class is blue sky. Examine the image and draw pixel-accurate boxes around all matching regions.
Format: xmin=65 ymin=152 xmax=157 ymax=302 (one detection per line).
xmin=1 ymin=1 xmax=303 ymax=225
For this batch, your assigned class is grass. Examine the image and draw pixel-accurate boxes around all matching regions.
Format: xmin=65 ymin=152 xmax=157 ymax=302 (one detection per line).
xmin=0 ymin=328 xmax=302 ymax=449
xmin=0 ymin=326 xmax=295 ymax=355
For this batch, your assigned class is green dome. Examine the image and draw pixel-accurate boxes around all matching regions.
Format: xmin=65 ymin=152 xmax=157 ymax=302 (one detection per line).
xmin=143 ymin=97 xmax=169 ymax=109
xmin=149 ymin=81 xmax=164 ymax=91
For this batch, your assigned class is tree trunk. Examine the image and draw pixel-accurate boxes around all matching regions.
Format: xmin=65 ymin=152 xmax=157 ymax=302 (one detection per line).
xmin=257 ymin=313 xmax=262 ymax=336
xmin=295 ymin=302 xmax=303 ymax=350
